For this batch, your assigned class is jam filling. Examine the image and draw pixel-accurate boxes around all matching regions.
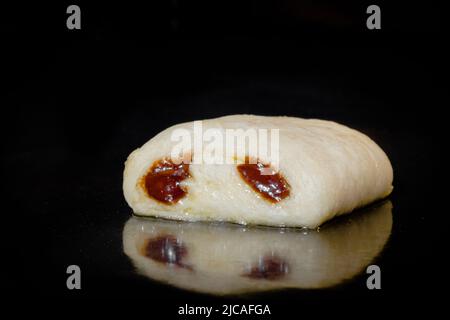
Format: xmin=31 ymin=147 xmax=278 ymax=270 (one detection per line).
xmin=142 ymin=158 xmax=190 ymax=204
xmin=237 ymin=158 xmax=290 ymax=202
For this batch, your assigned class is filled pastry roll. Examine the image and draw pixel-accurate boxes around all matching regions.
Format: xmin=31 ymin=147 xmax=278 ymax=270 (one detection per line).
xmin=123 ymin=115 xmax=393 ymax=228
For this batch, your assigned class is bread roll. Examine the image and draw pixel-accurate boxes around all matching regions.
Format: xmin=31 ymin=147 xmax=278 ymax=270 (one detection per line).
xmin=123 ymin=115 xmax=393 ymax=228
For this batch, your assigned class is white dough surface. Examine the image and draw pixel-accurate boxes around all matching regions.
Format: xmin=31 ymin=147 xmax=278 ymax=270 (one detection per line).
xmin=123 ymin=115 xmax=393 ymax=228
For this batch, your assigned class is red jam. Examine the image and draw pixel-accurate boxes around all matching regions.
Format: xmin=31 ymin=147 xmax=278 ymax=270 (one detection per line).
xmin=142 ymin=158 xmax=190 ymax=204
xmin=237 ymin=159 xmax=290 ymax=203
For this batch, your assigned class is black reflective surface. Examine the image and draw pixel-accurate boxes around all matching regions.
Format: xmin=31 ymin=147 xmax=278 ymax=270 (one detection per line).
xmin=3 ymin=0 xmax=443 ymax=317
xmin=123 ymin=201 xmax=393 ymax=295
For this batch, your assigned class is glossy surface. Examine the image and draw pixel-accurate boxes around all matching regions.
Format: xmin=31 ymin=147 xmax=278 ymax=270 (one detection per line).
xmin=123 ymin=201 xmax=392 ymax=295
xmin=243 ymin=256 xmax=289 ymax=280
xmin=143 ymin=235 xmax=191 ymax=269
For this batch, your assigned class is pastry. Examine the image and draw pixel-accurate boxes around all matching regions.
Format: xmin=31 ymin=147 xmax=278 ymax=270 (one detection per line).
xmin=123 ymin=115 xmax=393 ymax=228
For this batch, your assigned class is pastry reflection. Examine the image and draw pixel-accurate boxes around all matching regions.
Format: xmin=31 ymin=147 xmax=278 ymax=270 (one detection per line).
xmin=123 ymin=201 xmax=392 ymax=295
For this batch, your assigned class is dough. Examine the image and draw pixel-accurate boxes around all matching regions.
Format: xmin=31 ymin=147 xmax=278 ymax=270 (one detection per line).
xmin=123 ymin=201 xmax=392 ymax=295
xmin=123 ymin=115 xmax=393 ymax=228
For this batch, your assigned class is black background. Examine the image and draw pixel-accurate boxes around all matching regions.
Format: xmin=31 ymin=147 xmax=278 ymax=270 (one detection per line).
xmin=1 ymin=0 xmax=445 ymax=316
